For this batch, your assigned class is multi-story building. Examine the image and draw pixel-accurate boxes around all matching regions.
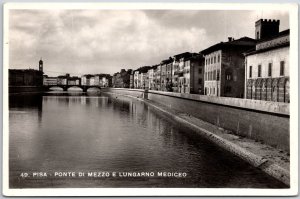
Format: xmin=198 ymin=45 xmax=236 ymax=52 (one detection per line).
xmin=43 ymin=76 xmax=58 ymax=86
xmin=133 ymin=66 xmax=151 ymax=89
xmin=57 ymin=75 xmax=67 ymax=85
xmin=129 ymin=71 xmax=134 ymax=88
xmin=172 ymin=56 xmax=179 ymax=92
xmin=134 ymin=71 xmax=139 ymax=89
xmin=148 ymin=68 xmax=155 ymax=90
xmin=90 ymin=76 xmax=95 ymax=86
xmin=9 ymin=69 xmax=43 ymax=86
xmin=160 ymin=62 xmax=167 ymax=91
xmin=153 ymin=64 xmax=161 ymax=90
xmin=144 ymin=71 xmax=149 ymax=89
xmin=181 ymin=53 xmax=205 ymax=94
xmin=166 ymin=58 xmax=173 ymax=88
xmin=81 ymin=75 xmax=93 ymax=86
xmin=201 ymin=37 xmax=256 ymax=98
xmin=171 ymin=52 xmax=194 ymax=93
xmin=67 ymin=76 xmax=81 ymax=86
xmin=94 ymin=75 xmax=100 ymax=86
xmin=100 ymin=75 xmax=110 ymax=87
xmin=244 ymin=19 xmax=289 ymax=103
xmin=140 ymin=72 xmax=147 ymax=89
xmin=138 ymin=73 xmax=142 ymax=89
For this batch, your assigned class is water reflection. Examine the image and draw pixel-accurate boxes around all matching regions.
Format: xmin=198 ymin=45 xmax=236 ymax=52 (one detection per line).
xmin=9 ymin=92 xmax=287 ymax=188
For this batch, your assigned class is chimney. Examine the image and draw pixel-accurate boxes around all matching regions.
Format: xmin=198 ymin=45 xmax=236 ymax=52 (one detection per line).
xmin=228 ymin=37 xmax=233 ymax=42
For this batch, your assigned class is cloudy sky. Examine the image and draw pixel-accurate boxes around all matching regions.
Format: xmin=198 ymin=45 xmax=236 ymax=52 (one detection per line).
xmin=9 ymin=9 xmax=289 ymax=76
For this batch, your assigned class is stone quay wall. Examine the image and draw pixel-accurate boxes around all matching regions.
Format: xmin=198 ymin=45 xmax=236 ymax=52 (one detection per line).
xmin=103 ymin=88 xmax=289 ymax=151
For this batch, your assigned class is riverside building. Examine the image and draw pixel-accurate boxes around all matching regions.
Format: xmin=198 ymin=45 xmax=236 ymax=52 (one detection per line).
xmin=244 ymin=19 xmax=290 ymax=103
xmin=184 ymin=53 xmax=205 ymax=94
xmin=148 ymin=68 xmax=155 ymax=90
xmin=43 ymin=76 xmax=58 ymax=86
xmin=134 ymin=70 xmax=139 ymax=89
xmin=166 ymin=58 xmax=173 ymax=87
xmin=154 ymin=64 xmax=161 ymax=90
xmin=10 ymin=69 xmax=43 ymax=87
xmin=201 ymin=37 xmax=256 ymax=98
xmin=160 ymin=61 xmax=167 ymax=91
xmin=172 ymin=52 xmax=193 ymax=92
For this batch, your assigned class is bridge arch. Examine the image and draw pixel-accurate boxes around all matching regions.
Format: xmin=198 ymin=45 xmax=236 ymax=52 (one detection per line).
xmin=44 ymin=85 xmax=102 ymax=92
xmin=46 ymin=85 xmax=64 ymax=91
xmin=86 ymin=86 xmax=101 ymax=92
xmin=67 ymin=85 xmax=84 ymax=91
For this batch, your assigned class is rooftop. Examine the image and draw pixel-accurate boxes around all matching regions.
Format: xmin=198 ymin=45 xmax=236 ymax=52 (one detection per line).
xmin=200 ymin=37 xmax=256 ymax=55
xmin=244 ymin=29 xmax=290 ymax=56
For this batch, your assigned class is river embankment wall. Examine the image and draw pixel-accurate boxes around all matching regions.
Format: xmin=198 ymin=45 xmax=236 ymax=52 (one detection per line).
xmin=102 ymin=88 xmax=289 ymax=151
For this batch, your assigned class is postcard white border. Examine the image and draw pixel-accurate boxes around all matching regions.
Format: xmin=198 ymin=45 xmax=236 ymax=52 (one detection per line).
xmin=2 ymin=2 xmax=298 ymax=196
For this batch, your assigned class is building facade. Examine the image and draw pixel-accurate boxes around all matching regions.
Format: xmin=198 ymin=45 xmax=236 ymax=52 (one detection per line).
xmin=201 ymin=37 xmax=256 ymax=98
xmin=9 ymin=69 xmax=43 ymax=87
xmin=57 ymin=75 xmax=68 ymax=85
xmin=43 ymin=76 xmax=58 ymax=86
xmin=154 ymin=65 xmax=161 ymax=90
xmin=171 ymin=52 xmax=197 ymax=93
xmin=160 ymin=62 xmax=167 ymax=91
xmin=129 ymin=71 xmax=134 ymax=88
xmin=166 ymin=59 xmax=173 ymax=90
xmin=134 ymin=71 xmax=139 ymax=89
xmin=245 ymin=20 xmax=289 ymax=103
xmin=148 ymin=68 xmax=154 ymax=90
xmin=185 ymin=53 xmax=205 ymax=94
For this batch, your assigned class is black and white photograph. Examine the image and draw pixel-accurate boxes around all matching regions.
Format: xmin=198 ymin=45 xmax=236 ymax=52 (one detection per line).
xmin=2 ymin=2 xmax=298 ymax=196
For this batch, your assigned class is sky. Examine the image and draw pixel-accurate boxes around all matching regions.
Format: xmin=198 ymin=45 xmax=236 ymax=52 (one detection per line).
xmin=8 ymin=9 xmax=289 ymax=76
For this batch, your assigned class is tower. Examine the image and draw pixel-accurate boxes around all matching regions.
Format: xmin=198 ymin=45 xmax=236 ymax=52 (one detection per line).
xmin=255 ymin=19 xmax=280 ymax=40
xmin=39 ymin=59 xmax=43 ymax=72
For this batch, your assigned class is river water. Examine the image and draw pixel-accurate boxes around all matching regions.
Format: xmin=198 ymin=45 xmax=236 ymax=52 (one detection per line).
xmin=9 ymin=91 xmax=287 ymax=188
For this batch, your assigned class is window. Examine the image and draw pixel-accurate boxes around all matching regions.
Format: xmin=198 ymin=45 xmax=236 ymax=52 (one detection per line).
xmin=208 ymin=59 xmax=210 ymax=65
xmin=217 ymin=70 xmax=220 ymax=81
xmin=226 ymin=75 xmax=231 ymax=81
xmin=214 ymin=56 xmax=216 ymax=63
xmin=213 ymin=70 xmax=216 ymax=80
xmin=211 ymin=57 xmax=213 ymax=64
xmin=258 ymin=65 xmax=261 ymax=77
xmin=199 ymin=68 xmax=202 ymax=74
xmin=186 ymin=60 xmax=190 ymax=67
xmin=218 ymin=55 xmax=220 ymax=63
xmin=280 ymin=61 xmax=285 ymax=76
xmin=249 ymin=66 xmax=252 ymax=78
xmin=268 ymin=63 xmax=272 ymax=77
xmin=198 ymin=78 xmax=202 ymax=84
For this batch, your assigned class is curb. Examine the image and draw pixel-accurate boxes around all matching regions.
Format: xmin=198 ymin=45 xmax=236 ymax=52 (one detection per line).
xmin=106 ymin=92 xmax=290 ymax=186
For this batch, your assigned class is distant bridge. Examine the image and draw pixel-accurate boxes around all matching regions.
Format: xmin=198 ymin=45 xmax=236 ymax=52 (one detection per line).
xmin=43 ymin=85 xmax=102 ymax=92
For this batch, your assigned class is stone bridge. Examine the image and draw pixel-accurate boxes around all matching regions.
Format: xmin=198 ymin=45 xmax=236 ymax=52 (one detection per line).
xmin=43 ymin=85 xmax=102 ymax=92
